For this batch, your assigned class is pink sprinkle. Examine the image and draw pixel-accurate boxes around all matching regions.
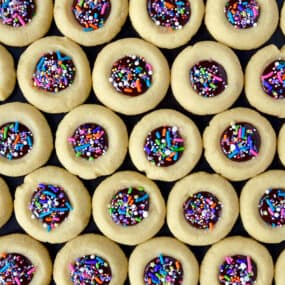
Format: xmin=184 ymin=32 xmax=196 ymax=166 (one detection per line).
xmin=14 ymin=277 xmax=21 ymax=285
xmin=146 ymin=63 xmax=153 ymax=71
xmin=212 ymin=75 xmax=223 ymax=82
xmin=225 ymin=256 xmax=232 ymax=264
xmin=205 ymin=198 xmax=212 ymax=204
xmin=268 ymin=207 xmax=274 ymax=216
xmin=173 ymin=138 xmax=184 ymax=142
xmin=27 ymin=267 xmax=36 ymax=275
xmin=282 ymin=208 xmax=285 ymax=218
xmin=238 ymin=127 xmax=242 ymax=138
xmin=33 ymin=77 xmax=42 ymax=87
xmin=261 ymin=71 xmax=273 ymax=80
xmin=17 ymin=14 xmax=26 ymax=26
xmin=69 ymin=264 xmax=75 ymax=272
xmin=277 ymin=72 xmax=283 ymax=83
xmin=101 ymin=3 xmax=107 ymax=15
xmin=250 ymin=149 xmax=258 ymax=157
xmin=68 ymin=137 xmax=75 ymax=142
xmin=252 ymin=8 xmax=258 ymax=18
xmin=247 ymin=256 xmax=252 ymax=273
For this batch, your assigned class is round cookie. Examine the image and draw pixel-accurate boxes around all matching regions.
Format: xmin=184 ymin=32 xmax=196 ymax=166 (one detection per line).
xmin=129 ymin=109 xmax=202 ymax=182
xmin=205 ymin=0 xmax=279 ymax=50
xmin=129 ymin=0 xmax=204 ymax=49
xmin=53 ymin=234 xmax=128 ymax=285
xmin=17 ymin=36 xmax=91 ymax=114
xmin=171 ymin=41 xmax=243 ymax=115
xmin=245 ymin=45 xmax=285 ymax=118
xmin=55 ymin=104 xmax=128 ymax=180
xmin=278 ymin=124 xmax=285 ymax=167
xmin=54 ymin=0 xmax=128 ymax=47
xmin=281 ymin=1 xmax=285 ymax=36
xmin=276 ymin=249 xmax=285 ymax=285
xmin=129 ymin=236 xmax=199 ymax=285
xmin=0 ymin=177 xmax=12 ymax=228
xmin=92 ymin=171 xmax=166 ymax=245
xmin=14 ymin=166 xmax=91 ymax=244
xmin=167 ymin=172 xmax=239 ymax=246
xmin=0 ymin=0 xmax=53 ymax=46
xmin=200 ymin=236 xmax=274 ymax=285
xmin=240 ymin=170 xmax=285 ymax=243
xmin=203 ymin=107 xmax=276 ymax=181
xmin=0 ymin=44 xmax=16 ymax=101
xmin=0 ymin=102 xmax=53 ymax=177
xmin=92 ymin=38 xmax=170 ymax=115
xmin=0 ymin=234 xmax=52 ymax=285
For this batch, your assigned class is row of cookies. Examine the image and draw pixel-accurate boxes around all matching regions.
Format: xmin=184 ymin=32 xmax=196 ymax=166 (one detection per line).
xmin=2 ymin=168 xmax=285 ymax=246
xmin=2 ymin=0 xmax=285 ymax=51
xmin=1 ymin=233 xmax=285 ymax=284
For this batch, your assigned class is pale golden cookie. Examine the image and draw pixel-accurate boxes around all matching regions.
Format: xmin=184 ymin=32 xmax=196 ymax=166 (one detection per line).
xmin=92 ymin=38 xmax=170 ymax=115
xmin=275 ymin=249 xmax=285 ymax=285
xmin=0 ymin=177 xmax=12 ymax=228
xmin=14 ymin=166 xmax=91 ymax=244
xmin=55 ymin=104 xmax=128 ymax=180
xmin=17 ymin=36 xmax=91 ymax=114
xmin=53 ymin=234 xmax=128 ymax=285
xmin=129 ymin=0 xmax=204 ymax=49
xmin=54 ymin=0 xmax=128 ymax=47
xmin=92 ymin=171 xmax=165 ymax=245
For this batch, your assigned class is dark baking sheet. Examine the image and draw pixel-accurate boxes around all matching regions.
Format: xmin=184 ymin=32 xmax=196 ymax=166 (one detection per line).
xmin=1 ymin=0 xmax=285 ymax=284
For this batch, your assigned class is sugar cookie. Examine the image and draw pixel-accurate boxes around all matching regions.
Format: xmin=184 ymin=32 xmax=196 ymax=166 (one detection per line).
xmin=167 ymin=172 xmax=239 ymax=246
xmin=129 ymin=237 xmax=199 ymax=285
xmin=92 ymin=171 xmax=165 ymax=245
xmin=0 ymin=234 xmax=52 ymax=285
xmin=171 ymin=41 xmax=243 ymax=115
xmin=203 ymin=107 xmax=276 ymax=181
xmin=240 ymin=170 xmax=285 ymax=243
xmin=17 ymin=36 xmax=91 ymax=113
xmin=0 ymin=44 xmax=16 ymax=101
xmin=53 ymin=234 xmax=128 ymax=285
xmin=129 ymin=0 xmax=204 ymax=49
xmin=92 ymin=38 xmax=170 ymax=115
xmin=55 ymin=104 xmax=128 ymax=180
xmin=54 ymin=0 xmax=128 ymax=46
xmin=278 ymin=123 xmax=285 ymax=167
xmin=0 ymin=102 xmax=53 ymax=177
xmin=0 ymin=0 xmax=53 ymax=46
xmin=14 ymin=166 xmax=91 ymax=244
xmin=129 ymin=109 xmax=202 ymax=182
xmin=200 ymin=236 xmax=274 ymax=285
xmin=205 ymin=0 xmax=279 ymax=50
xmin=0 ymin=177 xmax=12 ymax=228
xmin=275 ymin=249 xmax=285 ymax=285
xmin=281 ymin=1 xmax=285 ymax=36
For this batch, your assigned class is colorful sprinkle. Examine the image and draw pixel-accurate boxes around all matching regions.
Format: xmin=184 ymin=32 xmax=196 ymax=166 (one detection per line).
xmin=70 ymin=255 xmax=112 ymax=285
xmin=144 ymin=254 xmax=183 ymax=285
xmin=147 ymin=0 xmax=191 ymax=30
xmin=183 ymin=191 xmax=222 ymax=230
xmin=224 ymin=0 xmax=260 ymax=29
xmin=68 ymin=123 xmax=108 ymax=160
xmin=220 ymin=122 xmax=260 ymax=162
xmin=109 ymin=55 xmax=153 ymax=96
xmin=261 ymin=60 xmax=285 ymax=99
xmin=144 ymin=126 xmax=184 ymax=167
xmin=29 ymin=184 xmax=73 ymax=232
xmin=72 ymin=0 xmax=111 ymax=32
xmin=0 ymin=121 xmax=33 ymax=160
xmin=190 ymin=60 xmax=228 ymax=97
xmin=32 ymin=51 xmax=76 ymax=93
xmin=0 ymin=0 xmax=35 ymax=27
xmin=108 ymin=187 xmax=149 ymax=226
xmin=258 ymin=188 xmax=285 ymax=227
xmin=219 ymin=255 xmax=257 ymax=285
xmin=0 ymin=253 xmax=35 ymax=285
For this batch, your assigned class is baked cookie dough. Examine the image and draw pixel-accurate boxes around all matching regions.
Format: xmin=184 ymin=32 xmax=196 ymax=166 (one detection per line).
xmin=200 ymin=236 xmax=274 ymax=285
xmin=278 ymin=123 xmax=285 ymax=167
xmin=0 ymin=45 xmax=15 ymax=101
xmin=167 ymin=172 xmax=239 ymax=246
xmin=0 ymin=0 xmax=53 ymax=46
xmin=14 ymin=166 xmax=91 ymax=244
xmin=245 ymin=45 xmax=285 ymax=118
xmin=203 ymin=107 xmax=276 ymax=181
xmin=54 ymin=234 xmax=128 ymax=285
xmin=0 ymin=177 xmax=12 ymax=228
xmin=129 ymin=0 xmax=204 ymax=49
xmin=54 ymin=0 xmax=128 ymax=47
xmin=281 ymin=1 xmax=285 ymax=36
xmin=0 ymin=102 xmax=53 ymax=177
xmin=56 ymin=104 xmax=128 ymax=180
xmin=240 ymin=170 xmax=285 ymax=243
xmin=205 ymin=0 xmax=279 ymax=50
xmin=275 ymin=249 xmax=285 ymax=285
xmin=171 ymin=41 xmax=243 ymax=115
xmin=129 ymin=236 xmax=199 ymax=285
xmin=92 ymin=38 xmax=170 ymax=115
xmin=129 ymin=109 xmax=202 ymax=182
xmin=0 ymin=234 xmax=52 ymax=285
xmin=92 ymin=171 xmax=165 ymax=245
xmin=17 ymin=36 xmax=91 ymax=114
